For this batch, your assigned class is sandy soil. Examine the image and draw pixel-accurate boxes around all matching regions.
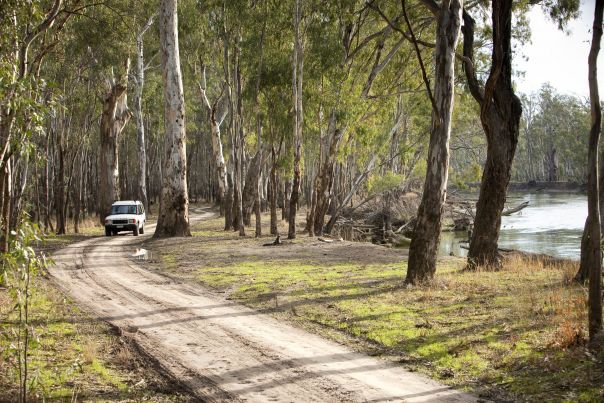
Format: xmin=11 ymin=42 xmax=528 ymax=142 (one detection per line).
xmin=49 ymin=209 xmax=483 ymax=402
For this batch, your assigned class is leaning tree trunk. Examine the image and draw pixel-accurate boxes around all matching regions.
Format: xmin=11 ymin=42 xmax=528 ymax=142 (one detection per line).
xmin=577 ymin=0 xmax=603 ymax=341
xmin=99 ymin=59 xmax=131 ymax=222
xmin=134 ymin=14 xmax=155 ymax=211
xmin=404 ymin=0 xmax=462 ymax=284
xmin=199 ymin=64 xmax=229 ymax=215
xmin=154 ymin=0 xmax=190 ymax=237
xmin=288 ymin=0 xmax=303 ymax=239
xmin=462 ymin=0 xmax=522 ymax=269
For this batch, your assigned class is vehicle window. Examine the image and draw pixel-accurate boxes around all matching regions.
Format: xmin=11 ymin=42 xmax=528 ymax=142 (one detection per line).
xmin=111 ymin=205 xmax=137 ymax=215
xmin=140 ymin=205 xmax=145 ymax=214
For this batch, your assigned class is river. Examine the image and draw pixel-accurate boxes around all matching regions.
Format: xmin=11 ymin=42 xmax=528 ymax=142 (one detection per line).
xmin=440 ymin=192 xmax=587 ymax=260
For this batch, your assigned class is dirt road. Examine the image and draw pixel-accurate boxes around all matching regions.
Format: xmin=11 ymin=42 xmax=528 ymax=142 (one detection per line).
xmin=50 ymin=211 xmax=483 ymax=402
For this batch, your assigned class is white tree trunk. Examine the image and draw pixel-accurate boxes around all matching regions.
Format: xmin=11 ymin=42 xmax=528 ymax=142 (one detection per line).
xmin=134 ymin=14 xmax=155 ymax=211
xmin=199 ymin=73 xmax=229 ymax=204
xmin=155 ymin=0 xmax=190 ymax=237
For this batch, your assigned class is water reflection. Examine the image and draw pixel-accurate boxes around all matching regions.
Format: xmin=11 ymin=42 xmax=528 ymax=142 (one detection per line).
xmin=440 ymin=192 xmax=587 ymax=260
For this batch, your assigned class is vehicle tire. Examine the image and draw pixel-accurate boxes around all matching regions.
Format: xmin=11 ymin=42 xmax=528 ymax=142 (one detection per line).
xmin=105 ymin=227 xmax=111 ymax=236
xmin=140 ymin=224 xmax=144 ymax=234
xmin=133 ymin=226 xmax=139 ymax=236
xmin=112 ymin=229 xmax=118 ymax=236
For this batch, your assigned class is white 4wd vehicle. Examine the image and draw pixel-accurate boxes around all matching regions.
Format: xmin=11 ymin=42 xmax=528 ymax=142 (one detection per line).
xmin=104 ymin=200 xmax=146 ymax=236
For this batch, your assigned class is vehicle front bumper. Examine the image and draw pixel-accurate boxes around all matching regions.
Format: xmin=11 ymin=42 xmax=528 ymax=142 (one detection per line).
xmin=105 ymin=224 xmax=137 ymax=232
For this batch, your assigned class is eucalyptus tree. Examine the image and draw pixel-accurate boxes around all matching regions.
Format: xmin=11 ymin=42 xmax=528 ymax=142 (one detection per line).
xmin=461 ymin=0 xmax=579 ymax=269
xmin=578 ymin=0 xmax=603 ymax=341
xmin=155 ymin=0 xmax=191 ymax=237
xmin=288 ymin=0 xmax=304 ymax=239
xmin=459 ymin=0 xmax=522 ymax=269
xmin=99 ymin=59 xmax=131 ymax=221
xmin=133 ymin=13 xmax=156 ymax=212
xmin=303 ymin=0 xmax=421 ymax=237
xmin=0 ymin=0 xmax=81 ymax=248
xmin=199 ymin=64 xmax=230 ymax=216
xmin=405 ymin=0 xmax=463 ymax=285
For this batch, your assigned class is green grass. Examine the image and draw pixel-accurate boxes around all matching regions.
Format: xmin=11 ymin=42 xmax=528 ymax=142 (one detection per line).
xmin=198 ymin=261 xmax=604 ymax=401
xmin=157 ymin=218 xmax=604 ymax=403
xmin=0 ymin=278 xmax=189 ymax=401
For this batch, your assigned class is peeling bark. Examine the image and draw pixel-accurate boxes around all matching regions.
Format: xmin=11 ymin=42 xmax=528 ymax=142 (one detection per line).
xmin=134 ymin=14 xmax=155 ymax=211
xmin=155 ymin=0 xmax=190 ymax=237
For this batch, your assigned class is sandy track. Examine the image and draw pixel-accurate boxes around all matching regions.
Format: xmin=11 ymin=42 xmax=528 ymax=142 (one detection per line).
xmin=50 ymin=210 xmax=483 ymax=402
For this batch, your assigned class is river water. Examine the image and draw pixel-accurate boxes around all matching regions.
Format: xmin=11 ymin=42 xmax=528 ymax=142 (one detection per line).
xmin=440 ymin=192 xmax=587 ymax=260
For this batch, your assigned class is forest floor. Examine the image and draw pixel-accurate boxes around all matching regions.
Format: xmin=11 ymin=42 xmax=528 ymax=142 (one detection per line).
xmin=143 ymin=205 xmax=603 ymax=403
xmin=4 ymin=205 xmax=603 ymax=401
xmin=43 ymin=206 xmax=480 ymax=402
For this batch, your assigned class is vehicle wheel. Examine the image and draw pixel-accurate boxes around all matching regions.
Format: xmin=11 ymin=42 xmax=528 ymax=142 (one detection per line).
xmin=112 ymin=229 xmax=118 ymax=236
xmin=140 ymin=225 xmax=144 ymax=234
xmin=133 ymin=226 xmax=139 ymax=236
xmin=105 ymin=227 xmax=111 ymax=236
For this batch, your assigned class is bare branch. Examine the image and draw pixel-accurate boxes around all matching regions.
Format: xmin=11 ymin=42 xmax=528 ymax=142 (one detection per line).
xmin=401 ymin=0 xmax=438 ymax=115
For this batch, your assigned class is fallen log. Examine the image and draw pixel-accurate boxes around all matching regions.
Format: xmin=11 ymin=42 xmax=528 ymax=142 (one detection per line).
xmin=502 ymin=201 xmax=529 ymax=216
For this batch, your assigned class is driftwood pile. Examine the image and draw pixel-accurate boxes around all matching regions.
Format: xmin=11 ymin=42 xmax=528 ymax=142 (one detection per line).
xmin=330 ymin=192 xmax=419 ymax=246
xmin=330 ymin=191 xmax=530 ymax=248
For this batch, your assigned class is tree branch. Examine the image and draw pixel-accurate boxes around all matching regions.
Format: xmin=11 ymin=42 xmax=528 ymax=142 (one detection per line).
xmin=401 ymin=0 xmax=437 ymax=115
xmin=19 ymin=0 xmax=63 ymax=78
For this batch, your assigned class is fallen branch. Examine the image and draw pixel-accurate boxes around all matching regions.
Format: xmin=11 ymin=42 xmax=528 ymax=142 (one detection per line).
xmin=502 ymin=201 xmax=529 ymax=216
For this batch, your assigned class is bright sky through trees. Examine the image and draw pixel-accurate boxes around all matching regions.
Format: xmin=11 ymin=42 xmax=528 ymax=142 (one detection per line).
xmin=515 ymin=0 xmax=602 ymax=97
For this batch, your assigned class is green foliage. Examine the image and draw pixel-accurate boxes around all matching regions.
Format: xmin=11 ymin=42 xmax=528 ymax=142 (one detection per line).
xmin=367 ymin=172 xmax=404 ymax=195
xmin=2 ymin=217 xmax=50 ymax=402
xmin=450 ymin=162 xmax=482 ymax=190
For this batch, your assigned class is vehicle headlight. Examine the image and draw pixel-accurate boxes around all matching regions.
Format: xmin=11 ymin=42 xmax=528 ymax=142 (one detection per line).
xmin=128 ymin=219 xmax=136 ymax=224
xmin=105 ymin=219 xmax=111 ymax=224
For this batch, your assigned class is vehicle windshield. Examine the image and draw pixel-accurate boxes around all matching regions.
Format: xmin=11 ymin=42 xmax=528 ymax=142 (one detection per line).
xmin=110 ymin=205 xmax=137 ymax=215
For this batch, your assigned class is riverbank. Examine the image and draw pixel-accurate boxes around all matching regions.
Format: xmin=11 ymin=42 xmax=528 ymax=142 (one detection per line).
xmin=442 ymin=191 xmax=587 ymax=260
xmin=144 ymin=209 xmax=603 ymax=402
xmin=458 ymin=181 xmax=585 ymax=193
xmin=508 ymin=181 xmax=585 ymax=192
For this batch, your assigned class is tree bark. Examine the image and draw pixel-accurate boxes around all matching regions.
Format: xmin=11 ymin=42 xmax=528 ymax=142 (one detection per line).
xmin=577 ymin=0 xmax=603 ymax=341
xmin=462 ymin=1 xmax=522 ymax=269
xmin=270 ymin=146 xmax=279 ymax=235
xmin=288 ymin=0 xmax=303 ymax=239
xmin=242 ymin=149 xmax=263 ymax=225
xmin=405 ymin=0 xmax=462 ymax=284
xmin=56 ymin=125 xmax=66 ymax=235
xmin=98 ymin=59 xmax=131 ymax=222
xmin=312 ymin=109 xmax=344 ymax=236
xmin=234 ymin=42 xmax=245 ymax=237
xmin=155 ymin=0 xmax=190 ymax=237
xmin=134 ymin=14 xmax=155 ymax=211
xmin=199 ymin=65 xmax=230 ymax=214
